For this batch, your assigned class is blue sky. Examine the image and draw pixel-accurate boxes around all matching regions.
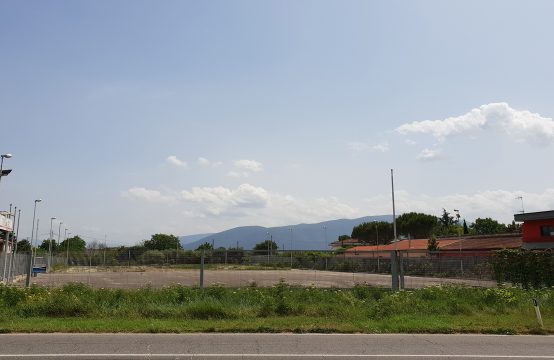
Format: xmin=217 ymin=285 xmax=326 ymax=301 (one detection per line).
xmin=1 ymin=0 xmax=554 ymax=246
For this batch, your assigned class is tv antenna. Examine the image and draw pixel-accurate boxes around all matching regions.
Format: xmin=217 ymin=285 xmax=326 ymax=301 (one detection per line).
xmin=515 ymin=196 xmax=524 ymax=214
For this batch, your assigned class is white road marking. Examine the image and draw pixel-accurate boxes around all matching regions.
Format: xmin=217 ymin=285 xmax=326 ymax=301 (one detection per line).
xmin=0 ymin=354 xmax=554 ymax=358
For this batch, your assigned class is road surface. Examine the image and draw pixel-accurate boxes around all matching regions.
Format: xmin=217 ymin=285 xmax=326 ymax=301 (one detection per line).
xmin=0 ymin=334 xmax=552 ymax=359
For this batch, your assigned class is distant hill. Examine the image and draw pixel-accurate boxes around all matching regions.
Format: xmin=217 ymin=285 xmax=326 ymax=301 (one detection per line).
xmin=179 ymin=233 xmax=214 ymax=245
xmin=182 ymin=215 xmax=392 ymax=251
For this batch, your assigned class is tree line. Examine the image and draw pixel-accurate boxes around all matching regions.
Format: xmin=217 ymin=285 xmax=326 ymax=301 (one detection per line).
xmin=345 ymin=210 xmax=521 ymax=246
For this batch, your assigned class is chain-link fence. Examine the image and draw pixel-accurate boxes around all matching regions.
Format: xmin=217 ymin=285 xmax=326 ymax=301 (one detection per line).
xmin=1 ymin=252 xmax=67 ymax=284
xmin=21 ymin=248 xmax=498 ymax=289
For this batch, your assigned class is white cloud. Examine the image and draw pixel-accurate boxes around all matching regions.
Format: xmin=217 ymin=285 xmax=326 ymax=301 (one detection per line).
xmin=198 ymin=157 xmax=223 ymax=167
xmin=348 ymin=141 xmax=389 ymax=153
xmin=396 ymin=103 xmax=554 ymax=146
xmin=124 ymin=181 xmax=360 ymax=224
xmin=181 ymin=184 xmax=269 ymax=215
xmin=363 ymin=188 xmax=554 ymax=225
xmin=417 ymin=148 xmax=442 ymax=161
xmin=234 ymin=159 xmax=263 ymax=172
xmin=121 ymin=187 xmax=175 ymax=204
xmin=166 ymin=155 xmax=188 ymax=168
xmin=227 ymin=159 xmax=263 ymax=177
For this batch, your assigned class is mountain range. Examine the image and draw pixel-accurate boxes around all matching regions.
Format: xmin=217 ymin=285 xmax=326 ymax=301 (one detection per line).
xmin=180 ymin=215 xmax=393 ymax=251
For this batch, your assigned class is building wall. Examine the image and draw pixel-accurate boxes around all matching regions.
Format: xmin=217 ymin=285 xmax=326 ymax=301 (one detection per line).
xmin=522 ymin=219 xmax=554 ymax=244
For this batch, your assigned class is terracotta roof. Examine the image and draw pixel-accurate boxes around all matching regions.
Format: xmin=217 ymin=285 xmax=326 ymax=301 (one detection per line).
xmin=440 ymin=235 xmax=521 ymax=250
xmin=344 ymin=234 xmax=522 ymax=253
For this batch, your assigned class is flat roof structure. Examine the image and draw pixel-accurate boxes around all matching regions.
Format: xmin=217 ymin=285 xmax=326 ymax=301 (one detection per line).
xmin=514 ymin=210 xmax=554 ymax=222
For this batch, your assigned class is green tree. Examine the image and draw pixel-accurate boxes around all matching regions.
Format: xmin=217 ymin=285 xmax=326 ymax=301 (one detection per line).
xmin=439 ymin=209 xmax=455 ymax=228
xmin=59 ymin=236 xmax=86 ymax=252
xmin=195 ymin=242 xmax=213 ymax=251
xmin=253 ymin=240 xmax=278 ymax=255
xmin=471 ymin=218 xmax=507 ymax=235
xmin=16 ymin=239 xmax=31 ymax=253
xmin=143 ymin=233 xmax=182 ymax=251
xmin=337 ymin=235 xmax=350 ymax=241
xmin=396 ymin=212 xmax=438 ymax=239
xmin=38 ymin=239 xmax=58 ymax=252
xmin=427 ymin=235 xmax=439 ymax=251
xmin=463 ymin=219 xmax=469 ymax=234
xmin=351 ymin=221 xmax=393 ymax=245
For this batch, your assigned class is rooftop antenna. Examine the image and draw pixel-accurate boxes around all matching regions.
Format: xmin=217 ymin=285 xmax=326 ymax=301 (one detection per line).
xmin=515 ymin=196 xmax=524 ymax=214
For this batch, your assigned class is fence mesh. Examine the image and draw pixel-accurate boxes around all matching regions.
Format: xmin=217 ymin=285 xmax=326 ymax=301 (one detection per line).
xmin=15 ymin=248 xmax=498 ymax=289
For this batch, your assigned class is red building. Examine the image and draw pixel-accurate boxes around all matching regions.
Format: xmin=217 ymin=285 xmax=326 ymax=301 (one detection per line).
xmin=514 ymin=210 xmax=554 ymax=250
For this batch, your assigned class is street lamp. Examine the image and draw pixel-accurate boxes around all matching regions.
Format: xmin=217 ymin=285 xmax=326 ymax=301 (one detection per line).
xmin=26 ymin=199 xmax=42 ymax=287
xmin=289 ymin=228 xmax=293 ymax=268
xmin=323 ymin=226 xmax=328 ymax=251
xmin=266 ymin=232 xmax=272 ymax=263
xmin=0 ymin=153 xmax=13 ymax=188
xmin=453 ymin=209 xmax=463 ymax=276
xmin=47 ymin=217 xmax=57 ymax=272
xmin=65 ymin=229 xmax=71 ymax=265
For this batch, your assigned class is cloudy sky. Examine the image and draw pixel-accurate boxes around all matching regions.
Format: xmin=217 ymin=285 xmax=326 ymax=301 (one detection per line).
xmin=1 ymin=0 xmax=554 ymax=246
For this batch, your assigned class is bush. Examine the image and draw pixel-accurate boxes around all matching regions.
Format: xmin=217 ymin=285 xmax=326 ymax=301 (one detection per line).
xmin=491 ymin=249 xmax=554 ymax=289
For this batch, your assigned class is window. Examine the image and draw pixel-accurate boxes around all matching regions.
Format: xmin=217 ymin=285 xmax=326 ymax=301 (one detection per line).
xmin=540 ymin=226 xmax=554 ymax=237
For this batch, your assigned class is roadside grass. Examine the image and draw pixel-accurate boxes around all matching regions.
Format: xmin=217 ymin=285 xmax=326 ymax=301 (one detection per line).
xmin=0 ymin=282 xmax=552 ymax=334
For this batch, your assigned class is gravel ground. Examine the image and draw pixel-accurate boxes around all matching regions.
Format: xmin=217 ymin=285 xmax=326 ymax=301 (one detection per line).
xmin=23 ymin=268 xmax=497 ymax=289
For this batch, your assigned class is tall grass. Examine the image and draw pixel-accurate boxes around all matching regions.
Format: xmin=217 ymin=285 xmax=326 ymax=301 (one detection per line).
xmin=0 ymin=282 xmax=552 ymax=333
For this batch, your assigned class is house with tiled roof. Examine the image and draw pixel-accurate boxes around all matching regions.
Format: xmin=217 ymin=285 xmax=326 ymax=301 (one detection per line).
xmin=343 ymin=233 xmax=522 ymax=258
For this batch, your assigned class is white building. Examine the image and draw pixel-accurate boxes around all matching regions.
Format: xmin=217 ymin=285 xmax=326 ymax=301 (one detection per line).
xmin=0 ymin=211 xmax=14 ymax=253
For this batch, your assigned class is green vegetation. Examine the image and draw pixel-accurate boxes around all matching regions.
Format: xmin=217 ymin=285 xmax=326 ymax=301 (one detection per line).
xmin=1 ymin=282 xmax=552 ymax=334
xmin=351 ymin=221 xmax=392 ymax=245
xmin=59 ymin=236 xmax=86 ymax=252
xmin=144 ymin=234 xmax=182 ymax=251
xmin=492 ymin=249 xmax=554 ymax=289
xmin=253 ymin=240 xmax=278 ymax=255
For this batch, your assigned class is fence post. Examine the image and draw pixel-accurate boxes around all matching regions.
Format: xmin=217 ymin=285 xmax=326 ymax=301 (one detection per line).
xmin=200 ymin=249 xmax=205 ymax=288
xmin=399 ymin=251 xmax=405 ymax=290
xmin=25 ymin=252 xmax=32 ymax=287
xmin=391 ymin=250 xmax=399 ymax=291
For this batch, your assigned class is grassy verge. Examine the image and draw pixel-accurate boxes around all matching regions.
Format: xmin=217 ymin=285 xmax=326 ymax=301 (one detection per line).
xmin=1 ymin=282 xmax=552 ymax=334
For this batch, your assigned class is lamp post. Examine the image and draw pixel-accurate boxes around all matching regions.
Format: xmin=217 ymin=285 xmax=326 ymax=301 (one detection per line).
xmin=65 ymin=229 xmax=71 ymax=265
xmin=374 ymin=220 xmax=380 ymax=272
xmin=323 ymin=226 xmax=328 ymax=251
xmin=289 ymin=228 xmax=293 ymax=268
xmin=454 ymin=209 xmax=463 ymax=276
xmin=266 ymin=232 xmax=272 ymax=264
xmin=0 ymin=153 xmax=13 ymax=189
xmin=26 ymin=199 xmax=41 ymax=287
xmin=47 ymin=217 xmax=56 ymax=272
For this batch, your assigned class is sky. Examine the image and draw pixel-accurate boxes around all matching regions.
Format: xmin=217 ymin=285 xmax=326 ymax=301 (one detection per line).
xmin=1 ymin=0 xmax=554 ymax=246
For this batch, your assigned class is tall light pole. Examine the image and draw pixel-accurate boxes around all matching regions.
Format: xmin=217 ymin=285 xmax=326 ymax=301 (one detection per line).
xmin=65 ymin=229 xmax=70 ymax=265
xmin=266 ymin=232 xmax=272 ymax=263
xmin=323 ymin=226 xmax=328 ymax=251
xmin=0 ymin=153 xmax=13 ymax=189
xmin=26 ymin=199 xmax=41 ymax=287
xmin=289 ymin=228 xmax=293 ymax=268
xmin=47 ymin=217 xmax=56 ymax=272
xmin=454 ymin=209 xmax=463 ymax=276
xmin=391 ymin=169 xmax=397 ymax=245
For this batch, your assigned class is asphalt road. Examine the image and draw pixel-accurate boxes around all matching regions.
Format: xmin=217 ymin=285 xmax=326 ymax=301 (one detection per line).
xmin=0 ymin=334 xmax=553 ymax=359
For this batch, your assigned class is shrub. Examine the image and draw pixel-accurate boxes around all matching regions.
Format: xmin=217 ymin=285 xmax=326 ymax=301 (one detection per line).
xmin=491 ymin=249 xmax=554 ymax=289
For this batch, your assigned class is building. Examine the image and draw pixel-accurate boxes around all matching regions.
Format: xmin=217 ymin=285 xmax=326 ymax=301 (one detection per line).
xmin=514 ymin=210 xmax=554 ymax=250
xmin=0 ymin=211 xmax=15 ymax=253
xmin=343 ymin=233 xmax=522 ymax=258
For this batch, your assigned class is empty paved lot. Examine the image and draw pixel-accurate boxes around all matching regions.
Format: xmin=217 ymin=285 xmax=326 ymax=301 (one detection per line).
xmin=25 ymin=268 xmax=496 ymax=288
